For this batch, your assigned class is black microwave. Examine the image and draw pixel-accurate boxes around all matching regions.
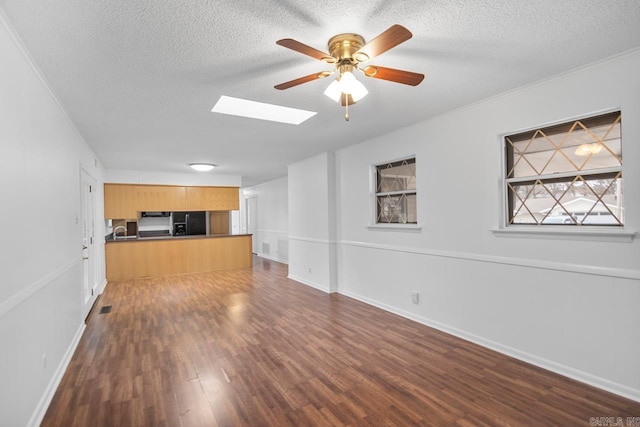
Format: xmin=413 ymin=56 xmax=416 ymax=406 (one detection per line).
xmin=140 ymin=211 xmax=170 ymax=217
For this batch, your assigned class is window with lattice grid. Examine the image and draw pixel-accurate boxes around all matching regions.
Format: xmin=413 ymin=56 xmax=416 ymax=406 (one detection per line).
xmin=375 ymin=157 xmax=417 ymax=224
xmin=504 ymin=111 xmax=623 ymax=226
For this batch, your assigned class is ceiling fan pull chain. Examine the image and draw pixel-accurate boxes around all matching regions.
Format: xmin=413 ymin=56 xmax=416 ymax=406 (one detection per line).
xmin=344 ymin=93 xmax=350 ymax=121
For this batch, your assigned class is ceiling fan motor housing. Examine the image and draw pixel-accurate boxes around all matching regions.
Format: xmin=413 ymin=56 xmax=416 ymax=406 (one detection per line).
xmin=327 ymin=34 xmax=367 ymax=64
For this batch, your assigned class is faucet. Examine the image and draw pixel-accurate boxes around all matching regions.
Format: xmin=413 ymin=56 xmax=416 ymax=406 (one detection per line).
xmin=113 ymin=225 xmax=126 ymax=239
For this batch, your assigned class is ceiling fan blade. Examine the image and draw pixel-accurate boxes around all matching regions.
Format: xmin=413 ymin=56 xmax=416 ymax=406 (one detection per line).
xmin=362 ymin=65 xmax=424 ymax=86
xmin=276 ymin=38 xmax=336 ymax=63
xmin=274 ymin=71 xmax=332 ymax=90
xmin=353 ymin=24 xmax=413 ymax=62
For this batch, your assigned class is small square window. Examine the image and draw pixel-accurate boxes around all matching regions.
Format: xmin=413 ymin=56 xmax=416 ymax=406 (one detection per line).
xmin=375 ymin=158 xmax=417 ymax=224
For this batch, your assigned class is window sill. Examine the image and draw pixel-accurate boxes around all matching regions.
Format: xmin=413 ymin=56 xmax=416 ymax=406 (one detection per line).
xmin=367 ymin=224 xmax=422 ymax=232
xmin=491 ymin=226 xmax=636 ymax=243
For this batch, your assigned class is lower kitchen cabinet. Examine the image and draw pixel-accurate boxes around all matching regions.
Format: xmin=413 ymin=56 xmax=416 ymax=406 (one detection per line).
xmin=105 ymin=234 xmax=252 ymax=281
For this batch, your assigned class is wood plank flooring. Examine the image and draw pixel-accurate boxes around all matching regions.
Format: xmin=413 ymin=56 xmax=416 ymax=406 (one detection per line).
xmin=42 ymin=257 xmax=640 ymax=426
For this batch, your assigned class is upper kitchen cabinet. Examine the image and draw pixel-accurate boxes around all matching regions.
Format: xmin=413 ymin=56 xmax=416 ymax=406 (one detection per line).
xmin=104 ymin=184 xmax=239 ymax=218
xmin=136 ymin=185 xmax=186 ymax=211
xmin=185 ymin=186 xmax=239 ymax=211
xmin=104 ymin=184 xmax=185 ymax=218
xmin=104 ymin=184 xmax=138 ymax=219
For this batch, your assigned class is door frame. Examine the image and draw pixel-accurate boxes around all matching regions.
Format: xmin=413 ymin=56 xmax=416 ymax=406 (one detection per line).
xmin=80 ymin=167 xmax=98 ymax=318
xmin=246 ymin=196 xmax=258 ymax=254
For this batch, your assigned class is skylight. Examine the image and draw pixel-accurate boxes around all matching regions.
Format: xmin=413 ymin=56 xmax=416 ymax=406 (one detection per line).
xmin=211 ymin=96 xmax=316 ymax=125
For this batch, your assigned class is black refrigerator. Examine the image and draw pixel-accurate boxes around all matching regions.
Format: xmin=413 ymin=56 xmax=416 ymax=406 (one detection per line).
xmin=172 ymin=211 xmax=206 ymax=236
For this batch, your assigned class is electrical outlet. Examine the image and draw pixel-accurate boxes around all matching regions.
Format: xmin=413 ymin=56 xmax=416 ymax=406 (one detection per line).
xmin=42 ymin=353 xmax=47 ymax=370
xmin=411 ymin=292 xmax=419 ymax=304
xmin=308 ymin=267 xmax=312 ymax=274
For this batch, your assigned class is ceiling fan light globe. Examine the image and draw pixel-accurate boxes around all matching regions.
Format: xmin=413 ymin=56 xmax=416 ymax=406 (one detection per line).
xmin=338 ymin=71 xmax=368 ymax=102
xmin=348 ymin=79 xmax=368 ymax=102
xmin=338 ymin=71 xmax=357 ymax=93
xmin=324 ymin=79 xmax=342 ymax=102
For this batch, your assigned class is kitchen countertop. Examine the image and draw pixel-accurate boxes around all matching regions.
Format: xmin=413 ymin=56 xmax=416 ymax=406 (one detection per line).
xmin=106 ymin=233 xmax=251 ymax=243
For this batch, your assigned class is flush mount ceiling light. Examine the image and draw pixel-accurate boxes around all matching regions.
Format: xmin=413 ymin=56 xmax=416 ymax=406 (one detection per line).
xmin=211 ymin=95 xmax=316 ymax=125
xmin=275 ymin=25 xmax=425 ymax=121
xmin=189 ymin=163 xmax=216 ymax=172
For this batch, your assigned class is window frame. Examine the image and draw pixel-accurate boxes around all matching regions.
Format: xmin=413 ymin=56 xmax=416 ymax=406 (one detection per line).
xmin=369 ymin=156 xmax=420 ymax=231
xmin=495 ymin=109 xmax=635 ymax=241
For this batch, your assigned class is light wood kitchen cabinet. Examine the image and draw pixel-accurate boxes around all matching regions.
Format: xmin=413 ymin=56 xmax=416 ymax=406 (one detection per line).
xmin=104 ymin=184 xmax=239 ymax=218
xmin=185 ymin=236 xmax=251 ymax=274
xmin=210 ymin=211 xmax=230 ymax=234
xmin=185 ymin=186 xmax=240 ymax=210
xmin=106 ymin=239 xmax=188 ymax=280
xmin=104 ymin=184 xmax=138 ymax=219
xmin=135 ymin=185 xmax=185 ymax=211
xmin=105 ymin=235 xmax=252 ymax=281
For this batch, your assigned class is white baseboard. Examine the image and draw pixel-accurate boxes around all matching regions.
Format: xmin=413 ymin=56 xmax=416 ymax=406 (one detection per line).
xmin=287 ymin=274 xmax=335 ymax=294
xmin=97 ymin=278 xmax=108 ymax=295
xmin=27 ymin=323 xmax=86 ymax=427
xmin=339 ymin=288 xmax=640 ymax=403
xmin=256 ymin=253 xmax=288 ymax=265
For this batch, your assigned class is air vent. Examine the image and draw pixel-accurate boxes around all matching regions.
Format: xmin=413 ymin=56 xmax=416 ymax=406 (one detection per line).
xmin=99 ymin=305 xmax=112 ymax=314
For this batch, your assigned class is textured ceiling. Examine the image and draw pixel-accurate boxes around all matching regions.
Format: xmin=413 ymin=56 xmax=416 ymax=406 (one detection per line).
xmin=2 ymin=0 xmax=640 ymax=186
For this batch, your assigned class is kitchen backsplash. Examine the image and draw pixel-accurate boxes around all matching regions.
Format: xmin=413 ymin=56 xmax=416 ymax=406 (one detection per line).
xmin=138 ymin=216 xmax=171 ymax=231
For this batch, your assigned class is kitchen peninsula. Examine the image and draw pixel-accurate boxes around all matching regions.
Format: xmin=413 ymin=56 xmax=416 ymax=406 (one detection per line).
xmin=104 ymin=183 xmax=252 ymax=281
xmin=105 ymin=234 xmax=252 ymax=281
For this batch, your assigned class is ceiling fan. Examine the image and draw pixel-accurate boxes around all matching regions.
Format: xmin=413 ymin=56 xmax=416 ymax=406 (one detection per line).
xmin=275 ymin=24 xmax=424 ymax=120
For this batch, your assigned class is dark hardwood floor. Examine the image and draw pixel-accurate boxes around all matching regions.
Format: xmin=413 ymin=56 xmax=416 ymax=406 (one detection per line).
xmin=42 ymin=256 xmax=640 ymax=426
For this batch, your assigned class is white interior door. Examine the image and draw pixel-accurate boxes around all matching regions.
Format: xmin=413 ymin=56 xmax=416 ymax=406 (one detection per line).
xmin=80 ymin=169 xmax=97 ymax=316
xmin=230 ymin=210 xmax=240 ymax=234
xmin=246 ymin=196 xmax=258 ymax=254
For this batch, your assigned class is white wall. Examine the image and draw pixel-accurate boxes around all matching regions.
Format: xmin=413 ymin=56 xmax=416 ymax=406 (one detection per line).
xmin=0 ymin=10 xmax=106 ymax=426
xmin=288 ymin=152 xmax=338 ymax=292
xmin=105 ymin=169 xmax=241 ymax=187
xmin=332 ymin=50 xmax=640 ymax=400
xmin=242 ymin=177 xmax=289 ymax=263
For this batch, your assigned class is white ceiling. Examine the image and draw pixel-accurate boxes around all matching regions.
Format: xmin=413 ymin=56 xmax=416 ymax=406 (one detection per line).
xmin=2 ymin=0 xmax=640 ymax=186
